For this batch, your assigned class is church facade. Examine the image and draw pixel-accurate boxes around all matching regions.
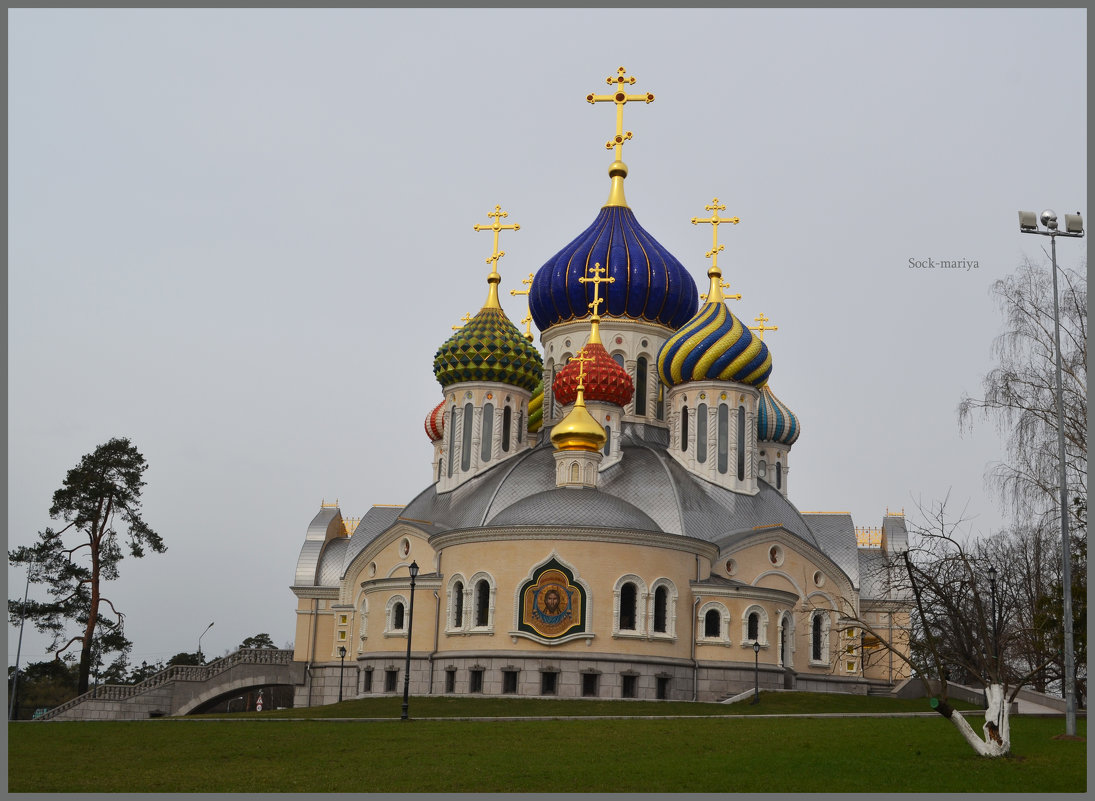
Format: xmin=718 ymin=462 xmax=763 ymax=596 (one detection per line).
xmin=290 ymin=69 xmax=911 ymax=706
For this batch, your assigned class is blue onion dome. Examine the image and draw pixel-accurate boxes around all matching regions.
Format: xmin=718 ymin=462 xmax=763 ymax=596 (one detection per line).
xmin=757 ymin=385 xmax=801 ymax=446
xmin=529 ymin=165 xmax=699 ymax=332
xmin=656 ymin=271 xmax=772 ymax=388
xmin=433 ymin=276 xmax=544 ymax=392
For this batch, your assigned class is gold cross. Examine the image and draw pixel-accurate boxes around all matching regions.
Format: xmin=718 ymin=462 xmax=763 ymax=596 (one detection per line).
xmin=451 ymin=312 xmax=472 ymax=331
xmin=570 ymin=350 xmax=597 ymax=393
xmin=692 ymin=198 xmax=740 ymax=275
xmin=578 ymin=263 xmax=614 ymax=318
xmin=700 ymin=280 xmax=742 ymax=303
xmin=473 ymin=205 xmax=520 ymax=309
xmin=508 ymin=272 xmax=536 ymax=341
xmin=748 ymin=312 xmax=779 ymax=341
xmin=587 ymin=67 xmax=655 ymax=161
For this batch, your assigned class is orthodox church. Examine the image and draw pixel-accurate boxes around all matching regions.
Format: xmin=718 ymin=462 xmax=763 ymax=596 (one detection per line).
xmin=290 ymin=69 xmax=911 ymax=705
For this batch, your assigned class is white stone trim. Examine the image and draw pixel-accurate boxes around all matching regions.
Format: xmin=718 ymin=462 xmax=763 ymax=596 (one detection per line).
xmin=384 ymin=595 xmax=408 ymax=636
xmin=647 ymin=578 xmax=678 ymax=640
xmin=468 ymin=571 xmax=497 ymax=633
xmin=697 ymin=600 xmax=732 ymax=646
xmin=612 ymin=574 xmax=648 ymax=637
xmin=740 ymin=604 xmax=769 ymax=647
xmin=445 ymin=573 xmax=469 ymax=633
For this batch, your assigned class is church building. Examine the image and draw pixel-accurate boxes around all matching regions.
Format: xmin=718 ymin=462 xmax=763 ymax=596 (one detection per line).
xmin=290 ymin=68 xmax=911 ymax=705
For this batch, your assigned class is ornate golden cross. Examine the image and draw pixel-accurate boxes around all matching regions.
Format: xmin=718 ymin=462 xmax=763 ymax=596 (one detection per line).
xmin=451 ymin=312 xmax=472 ymax=331
xmin=519 ymin=311 xmax=533 ymax=341
xmin=570 ymin=350 xmax=597 ymax=392
xmin=509 ymin=272 xmax=535 ymax=341
xmin=474 ymin=205 xmax=520 ymax=269
xmin=700 ymin=280 xmax=742 ymax=303
xmin=748 ymin=312 xmax=778 ymax=340
xmin=692 ymin=197 xmax=740 ymax=275
xmin=587 ymin=67 xmax=655 ymax=161
xmin=578 ymin=263 xmax=614 ymax=318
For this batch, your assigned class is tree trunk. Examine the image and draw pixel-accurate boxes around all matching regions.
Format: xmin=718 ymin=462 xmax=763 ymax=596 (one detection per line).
xmin=937 ymin=683 xmax=1011 ymax=757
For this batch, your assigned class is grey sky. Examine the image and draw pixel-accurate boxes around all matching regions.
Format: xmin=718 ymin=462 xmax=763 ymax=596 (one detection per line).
xmin=8 ymin=9 xmax=1087 ymax=667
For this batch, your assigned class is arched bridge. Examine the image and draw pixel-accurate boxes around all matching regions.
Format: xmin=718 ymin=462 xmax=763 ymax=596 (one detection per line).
xmin=37 ymin=649 xmax=304 ymax=721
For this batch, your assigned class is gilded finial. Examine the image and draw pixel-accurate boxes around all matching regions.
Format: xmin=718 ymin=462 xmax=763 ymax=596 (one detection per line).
xmin=510 ymin=272 xmax=535 ymax=341
xmin=577 ymin=262 xmax=614 ymax=345
xmin=452 ymin=312 xmax=472 ymax=331
xmin=692 ymin=198 xmax=740 ymax=303
xmin=700 ymin=280 xmax=742 ymax=303
xmin=588 ymin=67 xmax=653 ymax=207
xmin=748 ymin=312 xmax=778 ymax=341
xmin=473 ymin=204 xmax=520 ymax=309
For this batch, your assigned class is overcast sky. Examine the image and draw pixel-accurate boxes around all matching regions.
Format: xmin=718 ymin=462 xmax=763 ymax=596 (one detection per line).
xmin=8 ymin=9 xmax=1087 ymax=669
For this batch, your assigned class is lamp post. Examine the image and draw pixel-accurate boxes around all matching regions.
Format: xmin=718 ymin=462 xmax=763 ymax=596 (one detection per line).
xmin=197 ymin=621 xmax=214 ymax=665
xmin=751 ymin=640 xmax=761 ymax=704
xmin=8 ymin=560 xmax=33 ymax=720
xmin=1018 ymin=208 xmax=1083 ymax=736
xmin=337 ymin=645 xmax=347 ymax=703
xmin=401 ymin=560 xmax=419 ymax=721
xmin=987 ymin=565 xmax=998 ymax=667
xmin=227 ymin=696 xmax=243 ymax=713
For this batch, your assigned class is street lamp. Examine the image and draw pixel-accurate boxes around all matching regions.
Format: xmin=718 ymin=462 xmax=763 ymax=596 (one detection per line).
xmin=337 ymin=645 xmax=347 ymax=703
xmin=227 ymin=696 xmax=243 ymax=713
xmin=1018 ymin=207 xmax=1083 ymax=736
xmin=197 ymin=621 xmax=214 ymax=665
xmin=987 ymin=565 xmax=998 ymax=666
xmin=751 ymin=640 xmax=761 ymax=704
xmin=401 ymin=561 xmax=420 ymax=721
xmin=8 ymin=559 xmax=34 ymax=720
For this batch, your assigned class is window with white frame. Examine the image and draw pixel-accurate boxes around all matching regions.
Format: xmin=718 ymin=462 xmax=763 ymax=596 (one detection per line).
xmin=741 ymin=605 xmax=769 ymax=646
xmin=613 ymin=575 xmax=648 ymax=636
xmin=385 ymin=595 xmax=409 ymax=634
xmin=810 ymin=610 xmax=831 ymax=664
xmin=698 ymin=601 xmax=731 ymax=644
xmin=446 ymin=575 xmax=467 ymax=632
xmin=469 ymin=572 xmax=496 ymax=631
xmin=648 ymin=579 xmax=677 ymax=638
xmin=358 ymin=598 xmax=368 ymax=648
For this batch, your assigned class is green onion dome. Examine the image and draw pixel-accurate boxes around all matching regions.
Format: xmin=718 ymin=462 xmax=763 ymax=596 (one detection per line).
xmin=528 ymin=380 xmax=544 ymax=433
xmin=757 ymin=385 xmax=800 ymax=446
xmin=656 ymin=296 xmax=772 ymax=388
xmin=433 ymin=306 xmax=544 ymax=393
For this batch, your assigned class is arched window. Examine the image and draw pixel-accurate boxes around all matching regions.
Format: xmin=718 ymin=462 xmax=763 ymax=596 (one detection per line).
xmin=620 ymin=582 xmax=637 ymax=630
xmin=653 ymin=586 xmax=668 ymax=633
xmin=696 ymin=403 xmax=708 ymax=464
xmin=741 ymin=605 xmax=769 ymax=645
xmin=704 ymin=609 xmax=721 ymax=638
xmin=517 ymin=409 xmax=523 ymax=444
xmin=358 ymin=598 xmax=369 ymax=646
xmin=502 ymin=405 xmax=512 ymax=452
xmin=656 ymin=382 xmax=665 ymax=420
xmin=475 ymin=579 xmax=490 ymax=627
xmin=776 ymin=461 xmax=783 ymax=490
xmin=717 ymin=404 xmax=729 ymax=474
xmin=681 ymin=405 xmax=689 ymax=452
xmin=570 ymin=462 xmax=580 ymax=482
xmin=452 ymin=581 xmax=465 ymax=629
xmin=461 ymin=404 xmax=474 ymax=471
xmin=635 ymin=357 xmax=648 ymax=415
xmin=612 ymin=353 xmax=625 ymax=368
xmin=812 ymin=612 xmax=830 ymax=662
xmin=737 ymin=406 xmax=746 ymax=480
xmin=604 ymin=424 xmax=611 ymax=457
xmin=481 ymin=403 xmax=494 ymax=463
xmin=447 ymin=405 xmax=456 ymax=478
xmin=393 ymin=602 xmax=405 ymax=631
xmin=748 ymin=612 xmax=759 ymax=641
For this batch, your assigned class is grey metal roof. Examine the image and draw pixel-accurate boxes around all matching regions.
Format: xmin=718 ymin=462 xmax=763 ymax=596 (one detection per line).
xmin=856 ymin=547 xmax=912 ymax=602
xmin=800 ymin=513 xmax=861 ymax=589
xmin=316 ymin=537 xmax=350 ymax=586
xmin=882 ymin=515 xmax=909 ymax=553
xmin=489 ymin=487 xmax=661 ymax=531
xmin=293 ymin=506 xmax=341 ymax=586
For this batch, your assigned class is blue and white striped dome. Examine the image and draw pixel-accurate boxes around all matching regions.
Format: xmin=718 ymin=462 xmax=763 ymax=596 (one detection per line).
xmin=757 ymin=385 xmax=800 ymax=446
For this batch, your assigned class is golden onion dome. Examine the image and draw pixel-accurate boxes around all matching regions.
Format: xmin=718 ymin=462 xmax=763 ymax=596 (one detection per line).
xmin=550 ymin=386 xmax=606 ymax=452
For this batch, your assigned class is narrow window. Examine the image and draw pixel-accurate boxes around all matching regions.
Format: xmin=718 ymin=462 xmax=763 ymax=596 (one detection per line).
xmin=517 ymin=409 xmax=523 ymax=443
xmin=437 ymin=458 xmax=442 ymax=482
xmin=681 ymin=405 xmax=689 ymax=451
xmin=604 ymin=424 xmax=611 ymax=456
xmin=612 ymin=353 xmax=624 ymax=367
xmin=704 ymin=609 xmax=721 ymax=638
xmin=384 ymin=669 xmax=398 ymax=693
xmin=503 ymin=670 xmax=518 ymax=694
xmin=748 ymin=612 xmax=759 ymax=641
xmin=812 ymin=614 xmax=823 ymax=661
xmin=475 ymin=579 xmax=490 ymax=627
xmin=548 ymin=367 xmax=555 ymax=419
xmin=540 ymin=672 xmax=557 ymax=695
xmin=696 ymin=403 xmax=708 ymax=464
xmin=653 ymin=586 xmax=668 ymax=633
xmin=460 ymin=404 xmax=474 ymax=471
xmin=480 ymin=403 xmax=494 ymax=463
xmin=453 ymin=581 xmax=464 ymax=628
xmin=620 ymin=582 xmax=637 ymax=630
xmin=635 ymin=357 xmax=648 ymax=415
xmin=717 ymin=404 xmax=729 ymax=474
xmin=469 ymin=669 xmax=484 ymax=693
xmin=656 ymin=676 xmax=669 ymax=700
xmin=570 ymin=462 xmax=580 ymax=482
xmin=737 ymin=406 xmax=746 ymax=480
xmin=656 ymin=382 xmax=665 ymax=420
xmin=582 ymin=673 xmax=599 ymax=697
xmin=445 ymin=669 xmax=456 ymax=693
xmin=776 ymin=461 xmax=783 ymax=490
xmin=447 ymin=405 xmax=456 ymax=477
xmin=363 ymin=670 xmax=373 ymax=693
xmin=393 ymin=602 xmax=405 ymax=631
xmin=621 ymin=674 xmax=637 ymax=698
xmin=502 ymin=406 xmax=512 ymax=452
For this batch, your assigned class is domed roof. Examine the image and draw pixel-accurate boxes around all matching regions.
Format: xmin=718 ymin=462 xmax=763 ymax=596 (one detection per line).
xmin=529 ymin=204 xmax=699 ymax=332
xmin=553 ymin=342 xmax=633 ymax=407
xmin=757 ymin=385 xmax=801 ymax=446
xmin=490 ymin=487 xmax=660 ymax=531
xmin=550 ymin=387 xmax=607 ymax=452
xmin=433 ymin=306 xmax=543 ymax=393
xmin=425 ymin=400 xmax=445 ymax=442
xmin=528 ymin=380 xmax=544 ymax=433
xmin=656 ymin=297 xmax=772 ymax=388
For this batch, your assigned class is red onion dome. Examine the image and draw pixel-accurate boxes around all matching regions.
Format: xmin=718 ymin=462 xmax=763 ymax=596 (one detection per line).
xmin=424 ymin=400 xmax=445 ymax=442
xmin=552 ymin=342 xmax=634 ymax=407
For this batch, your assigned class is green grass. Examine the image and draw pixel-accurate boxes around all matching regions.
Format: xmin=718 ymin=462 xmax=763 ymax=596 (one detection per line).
xmin=8 ymin=695 xmax=1085 ymax=793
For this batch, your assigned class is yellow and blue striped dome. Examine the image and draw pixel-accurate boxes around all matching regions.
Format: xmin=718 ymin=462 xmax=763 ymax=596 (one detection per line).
xmin=656 ymin=297 xmax=772 ymax=388
xmin=757 ymin=385 xmax=800 ymax=445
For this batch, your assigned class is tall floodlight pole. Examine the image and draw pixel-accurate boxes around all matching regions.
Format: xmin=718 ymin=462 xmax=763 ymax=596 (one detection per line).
xmin=197 ymin=621 xmax=214 ymax=665
xmin=401 ymin=561 xmax=419 ymax=721
xmin=1018 ymin=208 xmax=1083 ymax=736
xmin=8 ymin=561 xmax=33 ymax=720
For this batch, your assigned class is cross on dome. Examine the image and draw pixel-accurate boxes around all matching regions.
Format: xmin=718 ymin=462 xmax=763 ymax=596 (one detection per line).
xmin=510 ymin=272 xmax=535 ymax=341
xmin=473 ymin=204 xmax=520 ymax=309
xmin=692 ymin=197 xmax=741 ymax=304
xmin=578 ymin=262 xmax=614 ymax=344
xmin=748 ymin=312 xmax=779 ymax=341
xmin=451 ymin=312 xmax=472 ymax=330
xmin=587 ymin=67 xmax=654 ymax=161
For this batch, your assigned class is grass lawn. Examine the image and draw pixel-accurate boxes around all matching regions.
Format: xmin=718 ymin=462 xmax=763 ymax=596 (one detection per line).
xmin=8 ymin=695 xmax=1085 ymax=793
